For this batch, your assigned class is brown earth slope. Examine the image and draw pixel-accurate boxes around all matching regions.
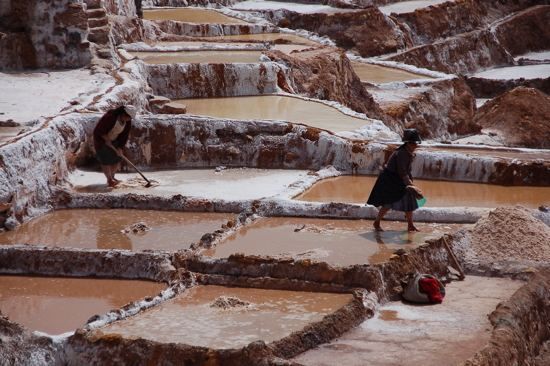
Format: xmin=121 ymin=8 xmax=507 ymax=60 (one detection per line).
xmin=474 ymin=86 xmax=550 ymax=149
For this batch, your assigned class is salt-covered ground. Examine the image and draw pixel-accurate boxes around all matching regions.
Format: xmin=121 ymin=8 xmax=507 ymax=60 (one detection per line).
xmin=293 ymin=276 xmax=525 ymax=366
xmin=0 ymin=69 xmax=115 ymax=125
xmin=69 ymin=167 xmax=311 ymax=200
xmin=515 ymin=50 xmax=550 ymax=61
xmin=378 ymin=0 xmax=454 ymax=15
xmin=472 ymin=64 xmax=550 ymax=80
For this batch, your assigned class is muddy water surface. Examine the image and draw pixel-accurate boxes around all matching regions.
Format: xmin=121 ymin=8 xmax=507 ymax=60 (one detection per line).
xmin=143 ymin=8 xmax=250 ymax=24
xmin=294 ymin=175 xmax=550 ymax=209
xmin=0 ymin=209 xmax=234 ymax=251
xmin=177 ymin=95 xmax=371 ymax=132
xmin=351 ymin=61 xmax=432 ymax=84
xmin=102 ymin=285 xmax=352 ymax=348
xmin=202 ymin=217 xmax=466 ymax=265
xmin=129 ymin=50 xmax=262 ymax=64
xmin=0 ymin=276 xmax=166 ymax=335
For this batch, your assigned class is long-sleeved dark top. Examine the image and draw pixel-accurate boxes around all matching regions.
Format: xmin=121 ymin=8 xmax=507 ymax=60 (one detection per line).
xmin=92 ymin=112 xmax=132 ymax=150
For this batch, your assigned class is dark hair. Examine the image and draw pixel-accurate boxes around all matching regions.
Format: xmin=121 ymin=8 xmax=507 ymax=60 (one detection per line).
xmin=107 ymin=106 xmax=130 ymax=118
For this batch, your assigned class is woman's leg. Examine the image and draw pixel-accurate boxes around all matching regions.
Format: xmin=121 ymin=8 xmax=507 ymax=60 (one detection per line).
xmin=405 ymin=211 xmax=420 ymax=232
xmin=109 ymin=163 xmax=121 ymax=183
xmin=373 ymin=207 xmax=390 ymax=231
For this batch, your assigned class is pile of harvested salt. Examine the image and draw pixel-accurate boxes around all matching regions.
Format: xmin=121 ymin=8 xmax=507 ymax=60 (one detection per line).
xmin=470 ymin=206 xmax=550 ymax=261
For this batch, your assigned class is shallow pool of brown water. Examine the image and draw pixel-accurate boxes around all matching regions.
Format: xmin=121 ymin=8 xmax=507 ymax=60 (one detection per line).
xmin=0 ymin=276 xmax=166 ymax=335
xmin=0 ymin=209 xmax=234 ymax=251
xmin=101 ymin=285 xmax=352 ymax=349
xmin=294 ymin=175 xmax=550 ymax=209
xmin=350 ymin=61 xmax=432 ymax=84
xmin=176 ymin=95 xmax=371 ymax=133
xmin=202 ymin=217 xmax=467 ymax=265
xmin=143 ymin=8 xmax=250 ymax=24
xmin=0 ymin=126 xmax=24 ymax=143
xmin=128 ymin=50 xmax=263 ymax=64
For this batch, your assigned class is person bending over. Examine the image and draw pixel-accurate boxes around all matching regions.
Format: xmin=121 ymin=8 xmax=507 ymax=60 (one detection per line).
xmin=93 ymin=105 xmax=136 ymax=187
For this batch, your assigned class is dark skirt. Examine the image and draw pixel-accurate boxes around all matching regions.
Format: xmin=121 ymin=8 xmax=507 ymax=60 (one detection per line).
xmin=367 ymin=169 xmax=419 ymax=212
xmin=96 ymin=140 xmax=122 ymax=166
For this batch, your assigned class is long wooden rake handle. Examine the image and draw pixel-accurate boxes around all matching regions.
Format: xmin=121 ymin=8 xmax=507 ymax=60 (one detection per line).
xmin=120 ymin=155 xmax=152 ymax=187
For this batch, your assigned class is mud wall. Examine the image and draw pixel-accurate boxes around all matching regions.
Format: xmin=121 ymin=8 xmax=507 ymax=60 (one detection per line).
xmin=0 ymin=0 xmax=92 ymax=71
xmin=392 ymin=0 xmax=489 ymax=46
xmin=377 ymin=77 xmax=479 ymax=140
xmin=493 ymin=5 xmax=550 ymax=56
xmin=263 ymin=7 xmax=409 ymax=58
xmin=0 ymin=245 xmax=176 ymax=282
xmin=263 ymin=48 xmax=394 ymax=125
xmin=177 ymin=237 xmax=453 ymax=302
xmin=143 ymin=62 xmax=280 ymax=98
xmin=0 ymin=316 xmax=62 ymax=366
xmin=152 ymin=20 xmax=276 ymax=37
xmin=383 ymin=29 xmax=514 ymax=75
xmin=464 ymin=76 xmax=550 ymax=98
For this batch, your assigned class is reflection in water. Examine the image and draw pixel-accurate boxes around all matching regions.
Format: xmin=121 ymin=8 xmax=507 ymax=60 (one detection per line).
xmin=0 ymin=209 xmax=234 ymax=251
xmin=177 ymin=95 xmax=371 ymax=133
xmin=102 ymin=285 xmax=352 ymax=348
xmin=0 ymin=276 xmax=166 ymax=335
xmin=202 ymin=217 xmax=465 ymax=265
xmin=294 ymin=175 xmax=550 ymax=209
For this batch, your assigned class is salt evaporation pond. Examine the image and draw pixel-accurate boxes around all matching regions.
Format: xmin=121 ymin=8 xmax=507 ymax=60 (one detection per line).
xmin=0 ymin=209 xmax=234 ymax=251
xmin=71 ymin=168 xmax=308 ymax=200
xmin=293 ymin=175 xmax=550 ymax=209
xmin=351 ymin=61 xmax=432 ymax=84
xmin=176 ymin=95 xmax=372 ymax=133
xmin=101 ymin=285 xmax=352 ymax=349
xmin=129 ymin=50 xmax=263 ymax=64
xmin=0 ymin=275 xmax=166 ymax=335
xmin=0 ymin=126 xmax=24 ymax=144
xmin=471 ymin=64 xmax=550 ymax=80
xmin=143 ymin=8 xmax=251 ymax=24
xmin=202 ymin=217 xmax=466 ymax=265
xmin=378 ymin=0 xmax=454 ymax=15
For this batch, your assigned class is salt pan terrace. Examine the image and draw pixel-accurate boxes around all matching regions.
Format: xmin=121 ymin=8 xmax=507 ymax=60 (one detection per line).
xmin=128 ymin=50 xmax=264 ymax=64
xmin=174 ymin=95 xmax=373 ymax=133
xmin=143 ymin=8 xmax=252 ymax=24
xmin=0 ymin=275 xmax=166 ymax=335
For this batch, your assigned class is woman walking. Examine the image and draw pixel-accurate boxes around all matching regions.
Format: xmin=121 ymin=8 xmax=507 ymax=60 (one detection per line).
xmin=93 ymin=105 xmax=136 ymax=187
xmin=367 ymin=129 xmax=422 ymax=232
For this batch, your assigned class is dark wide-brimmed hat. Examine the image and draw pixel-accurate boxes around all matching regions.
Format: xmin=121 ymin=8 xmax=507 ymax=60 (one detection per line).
xmin=402 ymin=129 xmax=421 ymax=144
